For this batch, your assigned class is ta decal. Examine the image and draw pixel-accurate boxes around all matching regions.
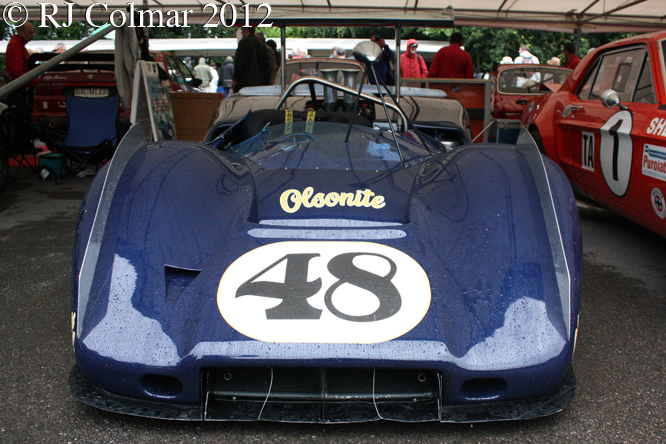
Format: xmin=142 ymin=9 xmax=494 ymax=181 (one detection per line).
xmin=582 ymin=131 xmax=595 ymax=171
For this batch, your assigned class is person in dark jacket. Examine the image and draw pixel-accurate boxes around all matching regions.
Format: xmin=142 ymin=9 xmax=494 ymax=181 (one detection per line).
xmin=218 ymin=56 xmax=235 ymax=96
xmin=233 ymin=27 xmax=267 ymax=92
xmin=255 ymin=32 xmax=277 ymax=85
xmin=368 ymin=35 xmax=395 ymax=85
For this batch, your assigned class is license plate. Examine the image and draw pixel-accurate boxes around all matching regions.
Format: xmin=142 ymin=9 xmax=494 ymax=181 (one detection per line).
xmin=74 ymin=88 xmax=109 ymax=98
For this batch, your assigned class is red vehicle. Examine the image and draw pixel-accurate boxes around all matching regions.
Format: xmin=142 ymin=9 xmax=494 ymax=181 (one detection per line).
xmin=30 ymin=51 xmax=196 ymax=130
xmin=523 ymin=31 xmax=666 ymax=237
xmin=491 ymin=64 xmax=571 ymax=119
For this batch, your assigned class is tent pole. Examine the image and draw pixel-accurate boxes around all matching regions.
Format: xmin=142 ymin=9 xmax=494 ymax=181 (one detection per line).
xmin=575 ymin=27 xmax=582 ymax=54
xmin=395 ymin=24 xmax=401 ymax=103
xmin=0 ymin=24 xmax=115 ymax=100
xmin=280 ymin=24 xmax=286 ymax=98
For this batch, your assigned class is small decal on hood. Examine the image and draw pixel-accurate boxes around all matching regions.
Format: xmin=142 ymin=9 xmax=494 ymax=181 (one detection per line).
xmin=280 ymin=187 xmax=386 ymax=213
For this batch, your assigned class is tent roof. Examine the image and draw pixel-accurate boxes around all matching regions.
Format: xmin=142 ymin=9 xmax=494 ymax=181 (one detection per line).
xmin=5 ymin=0 xmax=665 ymax=33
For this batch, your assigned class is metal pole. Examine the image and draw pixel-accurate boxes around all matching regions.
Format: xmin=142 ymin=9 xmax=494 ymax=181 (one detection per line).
xmin=575 ymin=27 xmax=582 ymax=54
xmin=0 ymin=24 xmax=115 ymax=100
xmin=395 ymin=24 xmax=401 ymax=103
xmin=280 ymin=24 xmax=286 ymax=98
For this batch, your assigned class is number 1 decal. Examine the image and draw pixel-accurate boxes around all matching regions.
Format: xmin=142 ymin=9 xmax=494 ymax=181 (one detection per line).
xmin=599 ymin=110 xmax=633 ymax=197
xmin=218 ymin=242 xmax=431 ymax=344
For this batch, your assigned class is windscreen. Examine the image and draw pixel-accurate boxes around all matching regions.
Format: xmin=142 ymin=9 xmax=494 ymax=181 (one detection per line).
xmin=498 ymin=67 xmax=571 ymax=94
xmin=283 ymin=60 xmax=365 ymax=86
xmin=231 ymin=121 xmax=432 ymax=171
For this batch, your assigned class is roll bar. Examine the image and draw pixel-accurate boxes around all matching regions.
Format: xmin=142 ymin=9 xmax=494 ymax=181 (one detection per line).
xmin=274 ymin=76 xmax=408 ymax=126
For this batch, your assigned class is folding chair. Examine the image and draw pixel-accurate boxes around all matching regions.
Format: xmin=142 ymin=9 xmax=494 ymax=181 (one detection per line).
xmin=47 ymin=94 xmax=124 ymax=183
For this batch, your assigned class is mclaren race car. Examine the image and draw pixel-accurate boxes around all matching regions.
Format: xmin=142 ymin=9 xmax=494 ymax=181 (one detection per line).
xmin=69 ymin=42 xmax=582 ymax=423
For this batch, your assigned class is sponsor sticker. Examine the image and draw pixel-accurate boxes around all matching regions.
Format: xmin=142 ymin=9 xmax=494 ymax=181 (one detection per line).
xmin=582 ymin=131 xmax=595 ymax=171
xmin=646 ymin=117 xmax=666 ymax=137
xmin=651 ymin=188 xmax=666 ymax=219
xmin=280 ymin=187 xmax=386 ymax=213
xmin=642 ymin=144 xmax=666 ymax=182
xmin=217 ymin=241 xmax=431 ymax=343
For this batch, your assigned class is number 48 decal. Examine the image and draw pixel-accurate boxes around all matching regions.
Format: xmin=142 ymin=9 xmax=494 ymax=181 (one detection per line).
xmin=217 ymin=242 xmax=431 ymax=344
xmin=236 ymin=252 xmax=401 ymax=322
xmin=600 ymin=110 xmax=633 ymax=197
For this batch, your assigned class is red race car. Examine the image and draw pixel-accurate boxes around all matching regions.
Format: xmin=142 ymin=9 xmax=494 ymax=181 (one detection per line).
xmin=30 ymin=51 xmax=196 ymax=131
xmin=523 ymin=31 xmax=666 ymax=238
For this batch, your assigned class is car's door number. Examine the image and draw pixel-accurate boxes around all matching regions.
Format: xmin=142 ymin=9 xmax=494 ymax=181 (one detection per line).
xmin=217 ymin=241 xmax=431 ymax=343
xmin=600 ymin=110 xmax=633 ymax=197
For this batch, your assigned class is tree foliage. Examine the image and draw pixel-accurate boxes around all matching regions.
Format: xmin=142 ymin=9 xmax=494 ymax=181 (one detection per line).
xmin=2 ymin=21 xmax=636 ymax=72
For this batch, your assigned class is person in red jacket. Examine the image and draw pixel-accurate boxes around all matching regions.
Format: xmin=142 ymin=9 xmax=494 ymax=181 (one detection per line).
xmin=400 ymin=39 xmax=429 ymax=87
xmin=5 ymin=22 xmax=38 ymax=120
xmin=563 ymin=43 xmax=581 ymax=71
xmin=428 ymin=32 xmax=474 ymax=79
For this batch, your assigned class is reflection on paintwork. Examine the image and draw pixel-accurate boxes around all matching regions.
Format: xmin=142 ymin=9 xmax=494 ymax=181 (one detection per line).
xmin=192 ymin=298 xmax=563 ymax=370
xmin=83 ymin=255 xmax=179 ymax=366
xmin=459 ymin=298 xmax=566 ymax=370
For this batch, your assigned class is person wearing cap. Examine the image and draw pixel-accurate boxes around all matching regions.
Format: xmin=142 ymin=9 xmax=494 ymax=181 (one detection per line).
xmin=400 ymin=39 xmax=428 ymax=87
xmin=500 ymin=56 xmax=513 ymax=65
xmin=368 ymin=35 xmax=395 ymax=85
xmin=428 ymin=32 xmax=474 ymax=79
xmin=183 ymin=57 xmax=193 ymax=75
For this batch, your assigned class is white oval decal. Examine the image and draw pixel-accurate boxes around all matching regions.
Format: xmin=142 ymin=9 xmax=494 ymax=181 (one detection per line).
xmin=217 ymin=241 xmax=431 ymax=343
xmin=600 ymin=110 xmax=633 ymax=197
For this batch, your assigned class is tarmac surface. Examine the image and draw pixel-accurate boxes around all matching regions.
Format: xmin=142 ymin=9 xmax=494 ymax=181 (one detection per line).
xmin=0 ymin=168 xmax=665 ymax=444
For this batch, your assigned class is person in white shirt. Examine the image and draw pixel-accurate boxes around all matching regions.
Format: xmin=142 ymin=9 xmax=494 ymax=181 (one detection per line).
xmin=208 ymin=62 xmax=219 ymax=93
xmin=515 ymin=45 xmax=540 ymax=65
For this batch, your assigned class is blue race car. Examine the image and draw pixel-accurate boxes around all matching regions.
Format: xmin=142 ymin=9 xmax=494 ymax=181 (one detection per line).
xmin=69 ymin=43 xmax=581 ymax=423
